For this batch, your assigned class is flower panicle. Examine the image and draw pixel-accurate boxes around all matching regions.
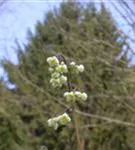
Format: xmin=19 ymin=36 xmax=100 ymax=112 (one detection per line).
xmin=47 ymin=113 xmax=71 ymax=130
xmin=47 ymin=56 xmax=68 ymax=88
xmin=46 ymin=55 xmax=87 ymax=130
xmin=64 ymin=91 xmax=88 ymax=102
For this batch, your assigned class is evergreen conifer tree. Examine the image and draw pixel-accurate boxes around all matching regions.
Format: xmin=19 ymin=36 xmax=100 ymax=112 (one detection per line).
xmin=2 ymin=1 xmax=135 ymax=150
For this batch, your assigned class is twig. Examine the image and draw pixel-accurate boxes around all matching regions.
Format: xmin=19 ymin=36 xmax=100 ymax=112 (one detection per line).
xmin=75 ymin=109 xmax=135 ymax=128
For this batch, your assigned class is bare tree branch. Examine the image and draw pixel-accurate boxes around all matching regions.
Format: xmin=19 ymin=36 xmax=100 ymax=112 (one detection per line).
xmin=75 ymin=109 xmax=135 ymax=128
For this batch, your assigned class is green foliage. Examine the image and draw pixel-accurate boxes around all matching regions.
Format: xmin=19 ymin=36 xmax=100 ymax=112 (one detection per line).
xmin=1 ymin=1 xmax=135 ymax=150
xmin=0 ymin=81 xmax=32 ymax=150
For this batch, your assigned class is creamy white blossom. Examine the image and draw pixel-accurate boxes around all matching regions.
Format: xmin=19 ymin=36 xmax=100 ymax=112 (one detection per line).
xmin=64 ymin=91 xmax=88 ymax=102
xmin=56 ymin=62 xmax=68 ymax=74
xmin=70 ymin=62 xmax=84 ymax=74
xmin=59 ymin=75 xmax=67 ymax=84
xmin=48 ymin=67 xmax=54 ymax=73
xmin=58 ymin=113 xmax=71 ymax=125
xmin=47 ymin=118 xmax=59 ymax=130
xmin=74 ymin=91 xmax=81 ymax=96
xmin=46 ymin=56 xmax=59 ymax=67
xmin=70 ymin=61 xmax=76 ymax=66
xmin=51 ymin=72 xmax=60 ymax=78
xmin=47 ymin=56 xmax=68 ymax=88
xmin=77 ymin=64 xmax=84 ymax=72
xmin=64 ymin=91 xmax=76 ymax=102
xmin=64 ymin=92 xmax=69 ymax=97
xmin=47 ymin=113 xmax=71 ymax=130
xmin=47 ymin=55 xmax=87 ymax=130
xmin=78 ymin=92 xmax=88 ymax=101
xmin=50 ymin=75 xmax=67 ymax=88
xmin=50 ymin=78 xmax=62 ymax=88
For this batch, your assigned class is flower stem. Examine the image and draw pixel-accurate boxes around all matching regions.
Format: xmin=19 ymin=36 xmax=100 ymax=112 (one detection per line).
xmin=60 ymin=54 xmax=83 ymax=150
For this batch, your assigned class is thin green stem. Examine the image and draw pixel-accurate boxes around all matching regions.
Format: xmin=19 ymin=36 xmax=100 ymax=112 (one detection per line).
xmin=60 ymin=54 xmax=83 ymax=150
xmin=60 ymin=54 xmax=71 ymax=92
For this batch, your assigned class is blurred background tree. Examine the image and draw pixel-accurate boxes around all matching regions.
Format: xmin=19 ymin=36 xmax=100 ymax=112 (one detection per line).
xmin=1 ymin=1 xmax=135 ymax=150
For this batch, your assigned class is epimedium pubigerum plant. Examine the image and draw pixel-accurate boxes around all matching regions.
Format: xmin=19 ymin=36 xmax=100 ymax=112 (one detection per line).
xmin=46 ymin=54 xmax=87 ymax=130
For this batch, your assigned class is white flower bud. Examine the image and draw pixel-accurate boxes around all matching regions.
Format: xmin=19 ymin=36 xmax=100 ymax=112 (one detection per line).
xmin=47 ymin=56 xmax=59 ymax=67
xmin=64 ymin=91 xmax=88 ymax=102
xmin=64 ymin=91 xmax=76 ymax=102
xmin=58 ymin=113 xmax=71 ymax=125
xmin=70 ymin=62 xmax=84 ymax=74
xmin=56 ymin=63 xmax=68 ymax=74
xmin=47 ymin=113 xmax=71 ymax=130
xmin=59 ymin=75 xmax=67 ymax=84
xmin=47 ymin=118 xmax=59 ymax=130
xmin=70 ymin=62 xmax=76 ymax=66
xmin=61 ymin=61 xmax=65 ymax=65
xmin=79 ymin=92 xmax=88 ymax=101
xmin=50 ymin=78 xmax=54 ymax=84
xmin=64 ymin=92 xmax=69 ymax=97
xmin=48 ymin=67 xmax=54 ymax=73
xmin=47 ymin=118 xmax=52 ymax=126
xmin=74 ymin=91 xmax=81 ymax=96
xmin=77 ymin=64 xmax=84 ymax=72
xmin=51 ymin=72 xmax=60 ymax=78
xmin=50 ymin=78 xmax=62 ymax=88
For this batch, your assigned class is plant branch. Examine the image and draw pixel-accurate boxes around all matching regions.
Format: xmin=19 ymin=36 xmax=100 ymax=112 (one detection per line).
xmin=75 ymin=109 xmax=135 ymax=128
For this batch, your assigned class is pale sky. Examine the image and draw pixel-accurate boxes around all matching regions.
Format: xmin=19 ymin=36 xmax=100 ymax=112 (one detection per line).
xmin=0 ymin=0 xmax=62 ymax=76
xmin=0 ymin=0 xmax=62 ymax=63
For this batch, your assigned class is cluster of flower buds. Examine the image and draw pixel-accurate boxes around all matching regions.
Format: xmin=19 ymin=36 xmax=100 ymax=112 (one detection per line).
xmin=47 ymin=113 xmax=71 ymax=130
xmin=69 ymin=62 xmax=84 ymax=74
xmin=64 ymin=91 xmax=88 ymax=102
xmin=47 ymin=55 xmax=87 ymax=130
xmin=47 ymin=56 xmax=68 ymax=88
